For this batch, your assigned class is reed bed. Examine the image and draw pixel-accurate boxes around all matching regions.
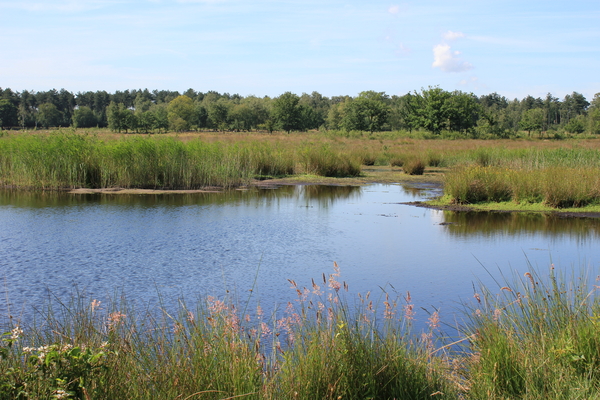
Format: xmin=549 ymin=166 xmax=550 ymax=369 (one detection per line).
xmin=0 ymin=263 xmax=454 ymax=400
xmin=445 ymin=166 xmax=600 ymax=207
xmin=3 ymin=262 xmax=600 ymax=399
xmin=0 ymin=133 xmax=364 ymax=189
xmin=462 ymin=264 xmax=600 ymax=399
xmin=3 ymin=130 xmax=600 ymax=191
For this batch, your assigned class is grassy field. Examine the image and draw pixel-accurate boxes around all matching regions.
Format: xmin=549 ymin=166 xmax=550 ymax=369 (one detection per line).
xmin=2 ymin=128 xmax=600 ymax=210
xmin=2 ymin=263 xmax=600 ymax=399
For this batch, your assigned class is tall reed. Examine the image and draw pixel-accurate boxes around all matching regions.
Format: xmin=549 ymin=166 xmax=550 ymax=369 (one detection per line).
xmin=462 ymin=264 xmax=600 ymax=398
xmin=0 ymin=264 xmax=455 ymax=399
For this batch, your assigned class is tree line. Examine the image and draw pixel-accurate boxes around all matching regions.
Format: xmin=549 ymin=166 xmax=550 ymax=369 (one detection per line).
xmin=0 ymin=87 xmax=599 ymax=136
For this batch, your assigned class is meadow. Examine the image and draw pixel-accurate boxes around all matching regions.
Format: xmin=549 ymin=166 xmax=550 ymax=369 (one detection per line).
xmin=2 ymin=262 xmax=600 ymax=399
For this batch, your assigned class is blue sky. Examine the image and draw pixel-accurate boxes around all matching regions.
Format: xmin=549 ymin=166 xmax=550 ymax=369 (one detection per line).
xmin=1 ymin=0 xmax=599 ymax=101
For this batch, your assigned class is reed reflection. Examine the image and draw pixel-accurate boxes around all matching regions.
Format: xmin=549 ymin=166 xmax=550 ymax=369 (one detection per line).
xmin=440 ymin=210 xmax=600 ymax=241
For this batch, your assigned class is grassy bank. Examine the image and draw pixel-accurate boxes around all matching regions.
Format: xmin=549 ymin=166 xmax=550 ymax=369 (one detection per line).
xmin=2 ymin=263 xmax=600 ymax=399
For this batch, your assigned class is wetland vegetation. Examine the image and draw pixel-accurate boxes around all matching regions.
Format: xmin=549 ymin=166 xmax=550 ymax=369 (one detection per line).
xmin=3 ymin=263 xmax=600 ymax=399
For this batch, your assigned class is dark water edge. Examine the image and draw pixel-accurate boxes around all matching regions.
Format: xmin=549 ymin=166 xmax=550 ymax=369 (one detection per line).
xmin=1 ymin=184 xmax=599 ymax=334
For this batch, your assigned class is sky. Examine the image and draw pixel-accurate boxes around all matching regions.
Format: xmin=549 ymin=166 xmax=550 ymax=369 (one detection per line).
xmin=1 ymin=0 xmax=599 ymax=101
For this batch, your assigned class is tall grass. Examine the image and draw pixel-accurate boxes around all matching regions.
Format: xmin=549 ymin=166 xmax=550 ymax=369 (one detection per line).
xmin=462 ymin=264 xmax=600 ymax=398
xmin=445 ymin=166 xmax=600 ymax=207
xmin=0 ymin=264 xmax=454 ymax=399
xmin=0 ymin=133 xmax=364 ymax=189
xmin=3 ymin=262 xmax=600 ymax=399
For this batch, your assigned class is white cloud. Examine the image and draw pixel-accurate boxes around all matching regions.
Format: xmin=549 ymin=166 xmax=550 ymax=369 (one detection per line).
xmin=443 ymin=30 xmax=465 ymax=41
xmin=432 ymin=44 xmax=473 ymax=72
xmin=388 ymin=5 xmax=400 ymax=15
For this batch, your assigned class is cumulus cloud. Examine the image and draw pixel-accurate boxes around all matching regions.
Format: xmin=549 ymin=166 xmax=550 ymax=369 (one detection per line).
xmin=432 ymin=30 xmax=472 ymax=73
xmin=432 ymin=44 xmax=473 ymax=72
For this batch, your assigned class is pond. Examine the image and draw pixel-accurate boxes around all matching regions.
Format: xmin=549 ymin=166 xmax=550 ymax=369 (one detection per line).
xmin=1 ymin=184 xmax=600 ymax=331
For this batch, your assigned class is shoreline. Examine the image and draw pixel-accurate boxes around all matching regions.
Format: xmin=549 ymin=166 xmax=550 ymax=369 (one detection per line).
xmin=406 ymin=200 xmax=600 ymax=219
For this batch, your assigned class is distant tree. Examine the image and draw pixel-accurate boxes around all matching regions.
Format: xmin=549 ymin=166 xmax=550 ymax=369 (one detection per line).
xmin=167 ymin=95 xmax=195 ymax=132
xmin=446 ymin=91 xmax=480 ymax=133
xmin=150 ymin=103 xmax=169 ymax=133
xmin=272 ymin=92 xmax=302 ymax=133
xmin=0 ymin=99 xmax=18 ymax=129
xmin=561 ymin=92 xmax=589 ymax=125
xmin=326 ymin=102 xmax=344 ymax=130
xmin=107 ymin=102 xmax=135 ymax=133
xmin=520 ymin=108 xmax=544 ymax=135
xmin=195 ymin=102 xmax=208 ymax=129
xmin=354 ymin=91 xmax=390 ymax=134
xmin=564 ymin=114 xmax=586 ymax=134
xmin=73 ymin=106 xmax=97 ymax=128
xmin=207 ymin=98 xmax=230 ymax=131
xmin=340 ymin=100 xmax=367 ymax=132
xmin=299 ymin=91 xmax=329 ymax=129
xmin=37 ymin=103 xmax=63 ymax=128
xmin=411 ymin=86 xmax=452 ymax=134
xmin=588 ymin=93 xmax=600 ymax=135
xmin=18 ymin=90 xmax=38 ymax=129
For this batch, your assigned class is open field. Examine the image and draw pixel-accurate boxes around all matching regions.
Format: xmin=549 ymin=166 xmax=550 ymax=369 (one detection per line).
xmin=2 ymin=263 xmax=600 ymax=399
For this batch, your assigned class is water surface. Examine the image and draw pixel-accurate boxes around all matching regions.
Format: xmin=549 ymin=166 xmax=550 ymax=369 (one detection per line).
xmin=1 ymin=184 xmax=599 ymax=329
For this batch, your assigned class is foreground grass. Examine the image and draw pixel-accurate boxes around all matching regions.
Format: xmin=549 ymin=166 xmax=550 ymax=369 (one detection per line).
xmin=2 ymin=263 xmax=600 ymax=399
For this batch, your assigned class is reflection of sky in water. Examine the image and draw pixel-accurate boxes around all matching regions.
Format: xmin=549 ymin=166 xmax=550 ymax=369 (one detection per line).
xmin=1 ymin=185 xmax=599 ymax=333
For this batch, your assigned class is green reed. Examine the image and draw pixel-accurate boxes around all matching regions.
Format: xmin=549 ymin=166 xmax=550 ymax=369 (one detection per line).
xmin=0 ymin=264 xmax=454 ymax=400
xmin=444 ymin=165 xmax=600 ymax=208
xmin=461 ymin=263 xmax=600 ymax=399
xmin=3 ymin=262 xmax=600 ymax=399
xmin=0 ymin=132 xmax=365 ymax=190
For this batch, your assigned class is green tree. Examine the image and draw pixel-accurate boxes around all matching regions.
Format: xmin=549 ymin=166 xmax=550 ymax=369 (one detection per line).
xmin=207 ymin=98 xmax=230 ymax=132
xmin=520 ymin=108 xmax=544 ymax=135
xmin=150 ymin=103 xmax=169 ymax=133
xmin=37 ymin=103 xmax=63 ymax=128
xmin=410 ymin=87 xmax=452 ymax=134
xmin=167 ymin=95 xmax=195 ymax=132
xmin=588 ymin=93 xmax=600 ymax=135
xmin=107 ymin=102 xmax=135 ymax=133
xmin=354 ymin=91 xmax=390 ymax=134
xmin=0 ymin=99 xmax=18 ymax=129
xmin=446 ymin=91 xmax=480 ymax=133
xmin=272 ymin=92 xmax=301 ymax=133
xmin=326 ymin=102 xmax=344 ymax=130
xmin=72 ymin=106 xmax=97 ymax=128
xmin=18 ymin=90 xmax=38 ymax=129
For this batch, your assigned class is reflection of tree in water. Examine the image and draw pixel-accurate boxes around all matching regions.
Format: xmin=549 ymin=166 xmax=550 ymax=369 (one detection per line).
xmin=441 ymin=210 xmax=600 ymax=241
xmin=0 ymin=185 xmax=362 ymax=210
xmin=299 ymin=185 xmax=361 ymax=204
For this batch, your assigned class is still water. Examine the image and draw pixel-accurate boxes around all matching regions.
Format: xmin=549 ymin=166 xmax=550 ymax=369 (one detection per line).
xmin=1 ymin=184 xmax=600 ymax=328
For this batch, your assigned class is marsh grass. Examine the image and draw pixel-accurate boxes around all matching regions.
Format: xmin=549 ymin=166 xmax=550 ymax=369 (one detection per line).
xmin=0 ymin=264 xmax=455 ymax=400
xmin=0 ymin=133 xmax=365 ymax=190
xmin=300 ymin=144 xmax=361 ymax=177
xmin=445 ymin=166 xmax=600 ymax=207
xmin=3 ymin=262 xmax=600 ymax=399
xmin=462 ymin=263 xmax=600 ymax=399
xmin=402 ymin=157 xmax=427 ymax=175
